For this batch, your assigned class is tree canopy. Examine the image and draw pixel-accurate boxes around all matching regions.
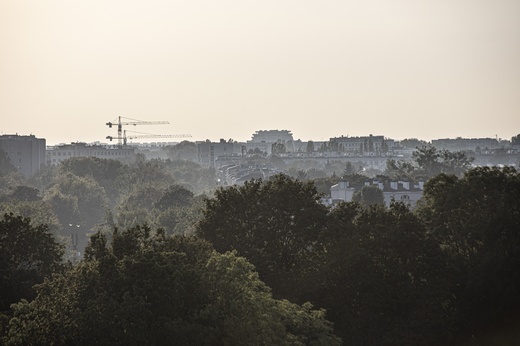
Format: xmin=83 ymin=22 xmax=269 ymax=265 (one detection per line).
xmin=0 ymin=213 xmax=64 ymax=313
xmin=197 ymin=174 xmax=328 ymax=300
xmin=3 ymin=226 xmax=340 ymax=345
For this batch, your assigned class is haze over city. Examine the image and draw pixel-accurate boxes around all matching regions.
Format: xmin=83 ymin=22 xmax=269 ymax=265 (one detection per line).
xmin=1 ymin=0 xmax=519 ymax=145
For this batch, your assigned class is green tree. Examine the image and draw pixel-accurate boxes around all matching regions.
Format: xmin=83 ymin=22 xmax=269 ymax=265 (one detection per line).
xmin=0 ymin=200 xmax=61 ymax=235
xmin=164 ymin=141 xmax=198 ymax=161
xmin=3 ymin=227 xmax=340 ymax=345
xmin=417 ymin=167 xmax=520 ymax=343
xmin=384 ymin=159 xmax=415 ymax=181
xmin=343 ymin=161 xmax=359 ymax=176
xmin=118 ymin=156 xmax=175 ymax=195
xmin=314 ymin=202 xmax=454 ymax=345
xmin=352 ymin=185 xmax=384 ymax=207
xmin=0 ymin=213 xmax=64 ymax=313
xmin=162 ymin=159 xmax=216 ymax=195
xmin=49 ymin=173 xmax=109 ymax=229
xmin=115 ymin=185 xmax=163 ymax=229
xmin=399 ymin=138 xmax=427 ymax=149
xmin=412 ymin=146 xmax=473 ymax=178
xmin=271 ymin=142 xmax=286 ymax=155
xmin=196 ymin=174 xmax=328 ymax=301
xmin=60 ymin=157 xmax=124 ymax=204
xmin=154 ymin=184 xmax=194 ymax=211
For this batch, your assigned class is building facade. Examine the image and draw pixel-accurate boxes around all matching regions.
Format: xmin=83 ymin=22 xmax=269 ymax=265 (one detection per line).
xmin=46 ymin=142 xmax=135 ymax=165
xmin=0 ymin=134 xmax=46 ymax=177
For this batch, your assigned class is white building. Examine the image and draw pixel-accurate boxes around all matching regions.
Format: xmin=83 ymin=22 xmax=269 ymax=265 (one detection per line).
xmin=46 ymin=142 xmax=135 ymax=165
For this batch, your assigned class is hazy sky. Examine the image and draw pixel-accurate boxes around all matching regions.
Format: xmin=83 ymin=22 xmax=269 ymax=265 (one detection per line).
xmin=1 ymin=0 xmax=519 ymax=145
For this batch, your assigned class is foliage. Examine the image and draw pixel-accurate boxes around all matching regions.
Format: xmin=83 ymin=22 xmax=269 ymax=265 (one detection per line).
xmin=48 ymin=173 xmax=109 ymax=230
xmin=196 ymin=174 xmax=328 ymax=301
xmin=60 ymin=157 xmax=124 ymax=204
xmin=118 ymin=156 xmax=176 ymax=195
xmin=315 ymin=202 xmax=454 ymax=345
xmin=0 ymin=172 xmax=26 ymax=197
xmin=154 ymin=184 xmax=194 ymax=211
xmin=384 ymin=159 xmax=415 ymax=181
xmin=343 ymin=161 xmax=360 ymax=176
xmin=164 ymin=141 xmax=198 ymax=161
xmin=271 ymin=142 xmax=286 ymax=154
xmin=0 ymin=200 xmax=61 ymax=234
xmin=0 ymin=213 xmax=64 ymax=313
xmin=0 ymin=185 xmax=41 ymax=204
xmin=162 ymin=159 xmax=216 ymax=195
xmin=412 ymin=145 xmax=474 ymax=177
xmin=399 ymin=138 xmax=428 ymax=149
xmin=0 ymin=149 xmax=17 ymax=175
xmin=3 ymin=227 xmax=340 ymax=345
xmin=417 ymin=166 xmax=520 ymax=342
xmin=306 ymin=141 xmax=315 ymax=153
xmin=352 ymin=185 xmax=384 ymax=207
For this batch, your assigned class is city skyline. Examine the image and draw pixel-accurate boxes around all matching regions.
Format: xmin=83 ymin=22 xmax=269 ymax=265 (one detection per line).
xmin=1 ymin=0 xmax=519 ymax=145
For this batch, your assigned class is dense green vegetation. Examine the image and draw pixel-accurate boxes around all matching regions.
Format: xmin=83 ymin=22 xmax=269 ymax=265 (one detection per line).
xmin=1 ymin=146 xmax=519 ymax=344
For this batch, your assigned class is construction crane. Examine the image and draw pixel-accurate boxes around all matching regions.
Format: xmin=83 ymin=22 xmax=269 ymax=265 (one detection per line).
xmin=106 ymin=116 xmax=170 ymax=146
xmin=106 ymin=130 xmax=192 ymax=145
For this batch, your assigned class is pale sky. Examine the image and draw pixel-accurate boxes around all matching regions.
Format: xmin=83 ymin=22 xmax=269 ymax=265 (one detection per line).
xmin=1 ymin=0 xmax=519 ymax=145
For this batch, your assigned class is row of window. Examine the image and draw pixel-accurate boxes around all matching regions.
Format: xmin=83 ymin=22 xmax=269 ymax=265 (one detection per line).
xmin=49 ymin=151 xmax=132 ymax=157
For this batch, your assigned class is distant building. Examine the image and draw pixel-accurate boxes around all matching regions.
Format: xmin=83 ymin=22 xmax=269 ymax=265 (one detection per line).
xmin=246 ymin=130 xmax=295 ymax=155
xmin=46 ymin=142 xmax=135 ymax=165
xmin=0 ymin=134 xmax=46 ymax=177
xmin=330 ymin=181 xmax=355 ymax=202
xmin=197 ymin=140 xmax=241 ymax=167
xmin=327 ymin=179 xmax=424 ymax=208
xmin=250 ymin=130 xmax=294 ymax=143
xmin=431 ymin=138 xmax=501 ymax=151
xmin=329 ymin=135 xmax=395 ymax=155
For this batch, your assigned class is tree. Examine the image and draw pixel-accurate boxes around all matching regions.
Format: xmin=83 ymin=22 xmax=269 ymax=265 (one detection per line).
xmin=512 ymin=133 xmax=520 ymax=146
xmin=0 ymin=149 xmax=16 ymax=175
xmin=118 ymin=156 xmax=175 ymax=195
xmin=313 ymin=202 xmax=454 ymax=345
xmin=417 ymin=167 xmax=520 ymax=343
xmin=196 ymin=174 xmax=328 ymax=301
xmin=0 ymin=200 xmax=61 ymax=235
xmin=352 ymin=185 xmax=384 ymax=207
xmin=0 ymin=213 xmax=64 ymax=313
xmin=271 ymin=142 xmax=286 ymax=155
xmin=412 ymin=145 xmax=473 ymax=178
xmin=306 ymin=140 xmax=315 ymax=154
xmin=60 ymin=157 xmax=124 ymax=204
xmin=164 ymin=141 xmax=198 ymax=161
xmin=154 ymin=184 xmax=194 ymax=211
xmin=3 ymin=227 xmax=340 ymax=345
xmin=384 ymin=159 xmax=415 ymax=181
xmin=343 ymin=161 xmax=359 ymax=176
xmin=399 ymin=138 xmax=427 ymax=149
xmin=49 ymin=173 xmax=109 ymax=228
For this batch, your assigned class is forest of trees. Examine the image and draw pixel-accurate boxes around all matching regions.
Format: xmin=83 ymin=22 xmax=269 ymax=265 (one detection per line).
xmin=1 ymin=145 xmax=519 ymax=345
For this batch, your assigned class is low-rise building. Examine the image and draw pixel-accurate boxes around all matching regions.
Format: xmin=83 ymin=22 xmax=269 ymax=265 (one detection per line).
xmin=46 ymin=142 xmax=135 ymax=165
xmin=327 ymin=179 xmax=424 ymax=208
